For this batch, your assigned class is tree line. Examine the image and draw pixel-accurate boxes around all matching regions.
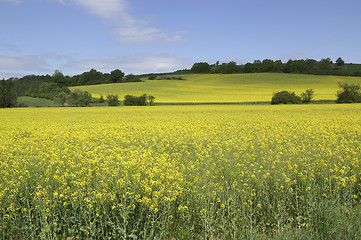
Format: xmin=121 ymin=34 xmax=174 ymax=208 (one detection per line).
xmin=190 ymin=57 xmax=361 ymax=76
xmin=0 ymin=67 xmax=158 ymax=107
xmin=7 ymin=68 xmax=140 ymax=98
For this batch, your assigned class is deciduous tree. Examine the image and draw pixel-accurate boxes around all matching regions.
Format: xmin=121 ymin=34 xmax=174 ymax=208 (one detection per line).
xmin=337 ymin=82 xmax=361 ymax=103
xmin=0 ymin=79 xmax=17 ymax=108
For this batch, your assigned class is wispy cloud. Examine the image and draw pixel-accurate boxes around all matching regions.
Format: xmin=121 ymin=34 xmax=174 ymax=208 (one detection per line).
xmin=69 ymin=0 xmax=185 ymax=43
xmin=71 ymin=0 xmax=127 ymax=19
xmin=0 ymin=54 xmax=52 ymax=79
xmin=0 ymin=52 xmax=190 ymax=79
xmin=3 ymin=0 xmax=185 ymax=43
xmin=63 ymin=54 xmax=191 ymax=74
xmin=0 ymin=55 xmax=50 ymax=72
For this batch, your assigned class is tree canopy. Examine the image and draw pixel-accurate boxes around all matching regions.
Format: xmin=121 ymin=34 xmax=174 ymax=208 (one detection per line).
xmin=337 ymin=83 xmax=361 ymax=103
xmin=0 ymin=79 xmax=17 ymax=108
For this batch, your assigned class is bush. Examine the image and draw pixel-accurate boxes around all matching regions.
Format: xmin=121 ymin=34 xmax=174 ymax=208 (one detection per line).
xmin=107 ymin=94 xmax=120 ymax=106
xmin=123 ymin=74 xmax=141 ymax=82
xmin=271 ymin=91 xmax=301 ymax=104
xmin=68 ymin=89 xmax=92 ymax=107
xmin=337 ymin=82 xmax=361 ymax=103
xmin=300 ymin=89 xmax=314 ymax=103
xmin=123 ymin=94 xmax=155 ymax=106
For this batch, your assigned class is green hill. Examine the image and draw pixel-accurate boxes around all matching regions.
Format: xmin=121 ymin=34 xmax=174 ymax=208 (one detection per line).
xmin=71 ymin=73 xmax=361 ymax=103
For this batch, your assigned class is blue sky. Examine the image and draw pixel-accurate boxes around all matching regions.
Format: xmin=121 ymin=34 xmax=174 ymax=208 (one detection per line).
xmin=1 ymin=0 xmax=360 ymax=78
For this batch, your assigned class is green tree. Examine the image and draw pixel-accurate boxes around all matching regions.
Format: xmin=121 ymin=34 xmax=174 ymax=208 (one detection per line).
xmin=123 ymin=74 xmax=141 ymax=82
xmin=271 ymin=91 xmax=301 ymax=104
xmin=107 ymin=94 xmax=120 ymax=106
xmin=191 ymin=62 xmax=211 ymax=73
xmin=68 ymin=89 xmax=92 ymax=107
xmin=55 ymin=92 xmax=69 ymax=106
xmin=78 ymin=69 xmax=105 ymax=85
xmin=300 ymin=89 xmax=314 ymax=103
xmin=138 ymin=94 xmax=148 ymax=106
xmin=110 ymin=69 xmax=125 ymax=83
xmin=29 ymin=81 xmax=70 ymax=100
xmin=336 ymin=57 xmax=345 ymax=66
xmin=148 ymin=95 xmax=155 ymax=106
xmin=52 ymin=70 xmax=67 ymax=86
xmin=0 ymin=79 xmax=17 ymax=108
xmin=215 ymin=61 xmax=240 ymax=74
xmin=123 ymin=95 xmax=137 ymax=106
xmin=337 ymin=82 xmax=361 ymax=103
xmin=123 ymin=94 xmax=154 ymax=106
xmin=318 ymin=58 xmax=333 ymax=71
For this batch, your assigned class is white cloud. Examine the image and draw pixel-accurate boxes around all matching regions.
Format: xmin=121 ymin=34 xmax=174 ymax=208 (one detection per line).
xmin=121 ymin=54 xmax=191 ymax=73
xmin=0 ymin=55 xmax=49 ymax=72
xmin=72 ymin=0 xmax=127 ymax=19
xmin=0 ymin=53 xmax=191 ymax=79
xmin=115 ymin=26 xmax=185 ymax=43
xmin=0 ymin=55 xmax=52 ymax=79
xmin=3 ymin=0 xmax=185 ymax=43
xmin=69 ymin=0 xmax=185 ymax=43
xmin=63 ymin=54 xmax=191 ymax=74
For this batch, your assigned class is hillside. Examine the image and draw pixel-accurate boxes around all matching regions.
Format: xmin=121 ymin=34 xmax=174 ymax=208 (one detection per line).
xmin=71 ymin=73 xmax=361 ymax=103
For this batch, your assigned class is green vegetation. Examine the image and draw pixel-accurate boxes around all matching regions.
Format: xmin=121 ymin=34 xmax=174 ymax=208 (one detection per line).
xmin=300 ymin=89 xmax=315 ymax=103
xmin=271 ymin=91 xmax=301 ymax=104
xmin=271 ymin=89 xmax=315 ymax=105
xmin=106 ymin=94 xmax=120 ymax=106
xmin=27 ymin=81 xmax=70 ymax=100
xmin=190 ymin=57 xmax=361 ymax=76
xmin=123 ymin=94 xmax=155 ymax=106
xmin=341 ymin=63 xmax=361 ymax=73
xmin=337 ymin=83 xmax=361 ymax=103
xmin=67 ymin=89 xmax=92 ymax=107
xmin=148 ymin=75 xmax=184 ymax=80
xmin=17 ymin=96 xmax=58 ymax=107
xmin=0 ymin=79 xmax=17 ymax=108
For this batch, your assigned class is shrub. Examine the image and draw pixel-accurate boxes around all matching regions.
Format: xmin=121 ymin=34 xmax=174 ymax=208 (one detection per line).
xmin=123 ymin=74 xmax=141 ymax=82
xmin=123 ymin=94 xmax=155 ymax=106
xmin=68 ymin=89 xmax=92 ymax=107
xmin=336 ymin=82 xmax=361 ymax=103
xmin=271 ymin=91 xmax=301 ymax=104
xmin=300 ymin=89 xmax=314 ymax=103
xmin=107 ymin=94 xmax=120 ymax=106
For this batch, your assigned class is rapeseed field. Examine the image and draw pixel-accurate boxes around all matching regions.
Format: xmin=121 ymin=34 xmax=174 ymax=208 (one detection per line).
xmin=1 ymin=105 xmax=360 ymax=238
xmin=72 ymin=73 xmax=361 ymax=103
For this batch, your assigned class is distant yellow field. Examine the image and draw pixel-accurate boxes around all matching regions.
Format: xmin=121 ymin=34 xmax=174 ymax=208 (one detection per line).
xmin=71 ymin=73 xmax=361 ymax=103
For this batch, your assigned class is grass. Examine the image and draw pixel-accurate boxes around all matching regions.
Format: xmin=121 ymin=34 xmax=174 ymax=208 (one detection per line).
xmin=17 ymin=96 xmax=59 ymax=107
xmin=71 ymin=73 xmax=361 ymax=103
xmin=342 ymin=63 xmax=361 ymax=72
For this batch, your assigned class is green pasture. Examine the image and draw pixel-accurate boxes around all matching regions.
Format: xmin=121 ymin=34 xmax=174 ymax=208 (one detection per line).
xmin=341 ymin=64 xmax=361 ymax=72
xmin=71 ymin=73 xmax=361 ymax=103
xmin=17 ymin=96 xmax=58 ymax=107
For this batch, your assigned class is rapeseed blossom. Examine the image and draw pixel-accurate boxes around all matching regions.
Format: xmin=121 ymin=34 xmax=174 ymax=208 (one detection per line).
xmin=0 ymin=104 xmax=360 ymax=238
